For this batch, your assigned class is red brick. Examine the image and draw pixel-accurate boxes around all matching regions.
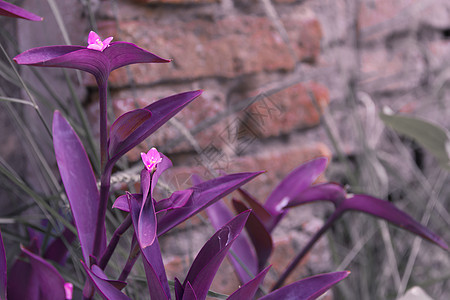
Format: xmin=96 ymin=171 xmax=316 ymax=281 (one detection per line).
xmin=359 ymin=46 xmax=424 ymax=93
xmin=131 ymin=0 xmax=218 ymax=3
xmin=93 ymin=6 xmax=322 ymax=87
xmin=243 ymin=81 xmax=329 ymax=138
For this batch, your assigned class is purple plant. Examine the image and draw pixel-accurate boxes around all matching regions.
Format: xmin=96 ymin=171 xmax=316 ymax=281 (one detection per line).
xmin=205 ymin=157 xmax=448 ymax=290
xmin=3 ymin=24 xmax=444 ymax=300
xmin=0 ymin=0 xmax=42 ymax=21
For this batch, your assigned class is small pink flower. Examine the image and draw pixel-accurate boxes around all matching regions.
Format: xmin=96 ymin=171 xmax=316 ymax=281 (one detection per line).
xmin=64 ymin=282 xmax=73 ymax=300
xmin=87 ymin=31 xmax=113 ymax=52
xmin=141 ymin=147 xmax=162 ymax=172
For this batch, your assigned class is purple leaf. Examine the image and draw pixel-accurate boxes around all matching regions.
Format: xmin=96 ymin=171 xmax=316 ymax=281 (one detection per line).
xmin=108 ymin=90 xmax=203 ymax=163
xmin=53 ymin=111 xmax=106 ymax=263
xmin=174 ymin=278 xmax=184 ymax=300
xmin=0 ymin=0 xmax=42 ymax=21
xmin=0 ymin=230 xmax=6 ymax=300
xmin=284 ymin=183 xmax=346 ymax=209
xmin=113 ymin=193 xmax=140 ymax=212
xmin=264 ymin=157 xmax=328 ymax=228
xmin=238 ymin=188 xmax=272 ymax=228
xmin=183 ymin=211 xmax=251 ymax=300
xmin=109 ymin=109 xmax=152 ymax=157
xmin=155 ymin=189 xmax=193 ymax=212
xmin=81 ymin=261 xmax=130 ymax=300
xmin=233 ymin=199 xmax=273 ymax=271
xmin=128 ymin=193 xmax=171 ymax=299
xmin=157 ymin=171 xmax=262 ymax=236
xmin=339 ymin=194 xmax=449 ymax=250
xmin=7 ymin=256 xmax=38 ymax=300
xmin=206 ymin=201 xmax=258 ymax=284
xmin=227 ymin=266 xmax=270 ymax=300
xmin=43 ymin=226 xmax=77 ymax=264
xmin=91 ymin=265 xmax=127 ymax=290
xmin=182 ymin=282 xmax=198 ymax=300
xmin=15 ymin=41 xmax=169 ymax=85
xmin=261 ymin=271 xmax=350 ymax=300
xmin=21 ymin=245 xmax=66 ymax=300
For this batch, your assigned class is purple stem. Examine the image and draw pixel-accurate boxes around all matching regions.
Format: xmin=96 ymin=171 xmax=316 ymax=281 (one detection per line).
xmin=92 ymin=81 xmax=112 ymax=260
xmin=98 ymin=214 xmax=132 ymax=270
xmin=118 ymin=241 xmax=141 ymax=282
xmin=271 ymin=210 xmax=342 ymax=291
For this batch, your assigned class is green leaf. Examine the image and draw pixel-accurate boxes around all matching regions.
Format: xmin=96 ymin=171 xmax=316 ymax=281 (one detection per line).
xmin=380 ymin=111 xmax=450 ymax=170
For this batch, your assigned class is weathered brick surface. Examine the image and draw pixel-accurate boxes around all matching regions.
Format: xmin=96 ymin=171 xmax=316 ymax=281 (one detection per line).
xmin=93 ymin=3 xmax=322 ymax=88
xmin=243 ymin=81 xmax=329 ymax=137
xmin=132 ymin=0 xmax=218 ymax=4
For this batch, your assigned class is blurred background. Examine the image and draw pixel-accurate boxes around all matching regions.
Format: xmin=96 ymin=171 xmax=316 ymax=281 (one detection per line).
xmin=1 ymin=0 xmax=449 ymax=299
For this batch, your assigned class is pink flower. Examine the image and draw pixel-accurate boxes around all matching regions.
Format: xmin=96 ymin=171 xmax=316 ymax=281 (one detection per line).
xmin=141 ymin=148 xmax=162 ymax=172
xmin=64 ymin=282 xmax=73 ymax=300
xmin=87 ymin=31 xmax=113 ymax=52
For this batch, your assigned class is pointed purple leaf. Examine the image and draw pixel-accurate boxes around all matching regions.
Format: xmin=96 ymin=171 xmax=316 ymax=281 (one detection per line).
xmin=238 ymin=188 xmax=272 ymax=228
xmin=91 ymin=265 xmax=127 ymax=290
xmin=227 ymin=266 xmax=270 ymax=300
xmin=0 ymin=230 xmax=6 ymax=300
xmin=109 ymin=109 xmax=152 ymax=157
xmin=157 ymin=171 xmax=262 ymax=236
xmin=7 ymin=257 xmax=38 ymax=300
xmin=261 ymin=271 xmax=350 ymax=300
xmin=53 ymin=111 xmax=106 ymax=263
xmin=43 ymin=226 xmax=77 ymax=264
xmin=82 ymin=261 xmax=130 ymax=300
xmin=0 ymin=0 xmax=42 ymax=21
xmin=339 ymin=194 xmax=449 ymax=250
xmin=113 ymin=193 xmax=141 ymax=212
xmin=15 ymin=42 xmax=169 ymax=85
xmin=182 ymin=282 xmax=198 ymax=300
xmin=183 ymin=211 xmax=251 ymax=300
xmin=108 ymin=90 xmax=203 ymax=163
xmin=264 ymin=157 xmax=328 ymax=224
xmin=284 ymin=183 xmax=346 ymax=209
xmin=128 ymin=193 xmax=171 ymax=299
xmin=233 ymin=199 xmax=273 ymax=271
xmin=206 ymin=201 xmax=258 ymax=284
xmin=155 ymin=189 xmax=193 ymax=212
xmin=106 ymin=41 xmax=170 ymax=71
xmin=174 ymin=278 xmax=184 ymax=300
xmin=138 ymin=197 xmax=157 ymax=248
xmin=21 ymin=245 xmax=66 ymax=300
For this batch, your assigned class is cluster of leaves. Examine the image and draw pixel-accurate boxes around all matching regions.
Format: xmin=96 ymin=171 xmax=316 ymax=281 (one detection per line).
xmin=0 ymin=1 xmax=447 ymax=300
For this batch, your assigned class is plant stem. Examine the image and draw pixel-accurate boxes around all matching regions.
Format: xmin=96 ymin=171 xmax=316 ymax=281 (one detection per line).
xmin=92 ymin=81 xmax=110 ymax=259
xmin=272 ymin=210 xmax=341 ymax=290
xmin=118 ymin=238 xmax=140 ymax=282
xmin=98 ymin=214 xmax=132 ymax=270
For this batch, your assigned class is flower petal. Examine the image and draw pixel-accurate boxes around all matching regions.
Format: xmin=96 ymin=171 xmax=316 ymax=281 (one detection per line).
xmin=53 ymin=111 xmax=106 ymax=263
xmin=183 ymin=211 xmax=251 ymax=300
xmin=88 ymin=31 xmax=100 ymax=45
xmin=339 ymin=194 xmax=449 ymax=250
xmin=260 ymin=271 xmax=350 ymax=300
xmin=0 ymin=0 xmax=42 ymax=21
